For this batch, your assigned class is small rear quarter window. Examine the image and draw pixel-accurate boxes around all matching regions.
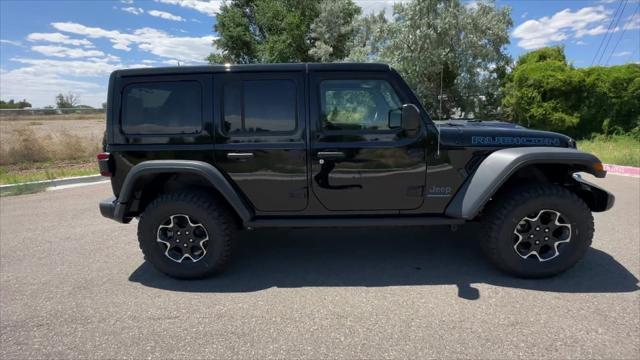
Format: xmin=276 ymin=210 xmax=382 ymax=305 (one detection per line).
xmin=122 ymin=81 xmax=202 ymax=134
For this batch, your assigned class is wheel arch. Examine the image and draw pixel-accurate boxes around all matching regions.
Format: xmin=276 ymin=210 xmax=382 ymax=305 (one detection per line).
xmin=114 ymin=160 xmax=253 ymax=224
xmin=445 ymin=147 xmax=612 ymax=220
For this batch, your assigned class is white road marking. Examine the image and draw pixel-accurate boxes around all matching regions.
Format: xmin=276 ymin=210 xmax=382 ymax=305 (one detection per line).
xmin=46 ymin=180 xmax=110 ymax=191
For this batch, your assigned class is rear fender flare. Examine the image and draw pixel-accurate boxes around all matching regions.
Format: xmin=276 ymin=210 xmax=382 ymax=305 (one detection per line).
xmin=445 ymin=147 xmax=606 ymax=220
xmin=115 ymin=160 xmax=252 ymax=223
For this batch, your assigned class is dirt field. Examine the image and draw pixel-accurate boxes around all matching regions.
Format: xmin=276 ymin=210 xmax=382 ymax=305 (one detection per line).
xmin=0 ymin=115 xmax=105 ymax=145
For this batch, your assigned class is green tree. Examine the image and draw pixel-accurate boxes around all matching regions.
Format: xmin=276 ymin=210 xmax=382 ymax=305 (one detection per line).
xmin=55 ymin=92 xmax=80 ymax=109
xmin=502 ymin=46 xmax=640 ymax=137
xmin=210 ymin=0 xmax=321 ymax=63
xmin=0 ymin=99 xmax=32 ymax=109
xmin=379 ymin=0 xmax=512 ymax=119
xmin=345 ymin=11 xmax=388 ymax=62
xmin=502 ymin=46 xmax=583 ymax=132
xmin=209 ymin=0 xmax=360 ymax=64
xmin=308 ymin=0 xmax=361 ymax=62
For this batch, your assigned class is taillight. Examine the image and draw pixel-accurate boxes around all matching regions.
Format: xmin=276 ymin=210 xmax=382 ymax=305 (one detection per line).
xmin=97 ymin=152 xmax=112 ymax=177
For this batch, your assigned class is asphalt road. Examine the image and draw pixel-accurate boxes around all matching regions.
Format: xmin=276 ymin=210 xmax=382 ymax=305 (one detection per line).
xmin=1 ymin=175 xmax=639 ymax=359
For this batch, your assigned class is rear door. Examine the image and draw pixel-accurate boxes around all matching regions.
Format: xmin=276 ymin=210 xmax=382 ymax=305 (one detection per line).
xmin=213 ymin=71 xmax=308 ymax=212
xmin=309 ymin=71 xmax=427 ymax=211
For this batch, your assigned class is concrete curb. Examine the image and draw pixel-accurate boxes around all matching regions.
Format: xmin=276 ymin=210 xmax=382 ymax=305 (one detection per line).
xmin=0 ymin=174 xmax=106 ymax=195
xmin=603 ymin=164 xmax=640 ymax=178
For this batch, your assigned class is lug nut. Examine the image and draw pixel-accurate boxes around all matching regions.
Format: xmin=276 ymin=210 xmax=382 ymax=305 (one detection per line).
xmin=544 ymin=236 xmax=549 ymax=241
xmin=529 ymin=234 xmax=534 ymax=238
xmin=186 ymin=231 xmax=189 ymax=235
xmin=535 ymin=240 xmax=540 ymax=244
xmin=189 ymin=239 xmax=193 ymax=242
xmin=544 ymin=228 xmax=550 ymax=233
xmin=183 ymin=244 xmax=188 ymax=247
xmin=535 ymin=227 xmax=540 ymax=231
xmin=177 ymin=231 xmax=181 ymax=235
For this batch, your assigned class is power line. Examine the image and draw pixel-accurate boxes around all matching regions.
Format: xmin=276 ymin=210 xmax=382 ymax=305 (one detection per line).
xmin=606 ymin=4 xmax=639 ymax=65
xmin=591 ymin=0 xmax=625 ymax=66
xmin=597 ymin=0 xmax=629 ymax=66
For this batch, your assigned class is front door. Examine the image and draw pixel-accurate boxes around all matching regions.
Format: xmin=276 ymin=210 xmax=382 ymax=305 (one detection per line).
xmin=310 ymin=72 xmax=427 ymax=211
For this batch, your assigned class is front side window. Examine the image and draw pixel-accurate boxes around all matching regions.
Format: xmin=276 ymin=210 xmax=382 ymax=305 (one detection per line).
xmin=320 ymin=79 xmax=402 ymax=131
xmin=122 ymin=81 xmax=202 ymax=134
xmin=223 ymin=79 xmax=296 ymax=134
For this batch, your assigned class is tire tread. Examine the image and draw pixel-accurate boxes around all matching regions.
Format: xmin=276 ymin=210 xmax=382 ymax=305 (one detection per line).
xmin=482 ymin=183 xmax=594 ymax=278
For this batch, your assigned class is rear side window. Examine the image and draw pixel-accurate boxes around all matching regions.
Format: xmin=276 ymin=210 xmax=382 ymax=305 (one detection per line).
xmin=122 ymin=81 xmax=202 ymax=134
xmin=223 ymin=79 xmax=296 ymax=134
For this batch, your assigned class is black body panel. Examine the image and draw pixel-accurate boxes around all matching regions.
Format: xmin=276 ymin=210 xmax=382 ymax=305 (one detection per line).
xmin=100 ymin=63 xmax=613 ymax=226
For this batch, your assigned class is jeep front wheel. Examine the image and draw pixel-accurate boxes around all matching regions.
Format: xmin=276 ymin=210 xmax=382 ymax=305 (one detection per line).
xmin=137 ymin=191 xmax=235 ymax=279
xmin=482 ymin=183 xmax=594 ymax=278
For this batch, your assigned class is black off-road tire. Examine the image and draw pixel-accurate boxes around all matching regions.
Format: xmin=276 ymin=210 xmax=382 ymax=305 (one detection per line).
xmin=137 ymin=191 xmax=235 ymax=279
xmin=481 ymin=183 xmax=594 ymax=278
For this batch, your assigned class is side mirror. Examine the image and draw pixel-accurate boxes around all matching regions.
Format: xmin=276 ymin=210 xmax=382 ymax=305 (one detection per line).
xmin=401 ymin=104 xmax=420 ymax=131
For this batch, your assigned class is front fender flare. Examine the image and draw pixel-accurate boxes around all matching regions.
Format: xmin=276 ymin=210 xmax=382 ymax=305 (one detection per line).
xmin=112 ymin=160 xmax=253 ymax=223
xmin=445 ymin=147 xmax=606 ymax=220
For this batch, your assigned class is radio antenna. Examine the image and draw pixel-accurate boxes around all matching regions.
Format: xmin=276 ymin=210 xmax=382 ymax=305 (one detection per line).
xmin=437 ymin=65 xmax=443 ymax=157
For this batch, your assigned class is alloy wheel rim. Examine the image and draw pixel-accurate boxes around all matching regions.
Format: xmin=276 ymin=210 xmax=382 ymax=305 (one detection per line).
xmin=156 ymin=214 xmax=209 ymax=263
xmin=513 ymin=209 xmax=572 ymax=262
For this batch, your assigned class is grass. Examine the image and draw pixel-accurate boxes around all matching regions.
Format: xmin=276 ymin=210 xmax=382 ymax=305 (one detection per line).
xmin=0 ymin=113 xmax=104 ymax=122
xmin=0 ymin=127 xmax=101 ymax=165
xmin=0 ymin=161 xmax=99 ymax=185
xmin=577 ymin=134 xmax=640 ymax=167
xmin=0 ymin=121 xmax=102 ymax=187
xmin=0 ymin=183 xmax=49 ymax=197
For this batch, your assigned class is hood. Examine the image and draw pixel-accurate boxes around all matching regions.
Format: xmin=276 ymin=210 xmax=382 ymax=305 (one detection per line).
xmin=434 ymin=119 xmax=576 ymax=149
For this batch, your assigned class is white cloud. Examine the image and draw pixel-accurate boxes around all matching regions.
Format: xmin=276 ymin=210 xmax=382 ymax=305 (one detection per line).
xmin=51 ymin=22 xmax=217 ymax=62
xmin=27 ymin=32 xmax=94 ymax=47
xmin=51 ymin=22 xmax=135 ymax=51
xmin=0 ymin=59 xmax=113 ymax=107
xmin=0 ymin=57 xmax=153 ymax=107
xmin=521 ymin=12 xmax=528 ymax=19
xmin=120 ymin=0 xmax=134 ymax=3
xmin=148 ymin=9 xmax=185 ymax=21
xmin=154 ymin=0 xmax=222 ymax=17
xmin=122 ymin=7 xmax=144 ymax=15
xmin=10 ymin=58 xmax=119 ymax=77
xmin=576 ymin=40 xmax=587 ymax=45
xmin=31 ymin=45 xmax=105 ymax=58
xmin=0 ymin=39 xmax=22 ymax=46
xmin=623 ymin=12 xmax=640 ymax=30
xmin=612 ymin=51 xmax=632 ymax=57
xmin=512 ymin=6 xmax=614 ymax=49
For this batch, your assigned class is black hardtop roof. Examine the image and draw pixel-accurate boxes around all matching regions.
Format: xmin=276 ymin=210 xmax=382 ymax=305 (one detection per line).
xmin=113 ymin=62 xmax=392 ymax=77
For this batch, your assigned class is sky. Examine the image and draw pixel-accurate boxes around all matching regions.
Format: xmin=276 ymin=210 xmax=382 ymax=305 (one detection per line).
xmin=0 ymin=0 xmax=638 ymax=107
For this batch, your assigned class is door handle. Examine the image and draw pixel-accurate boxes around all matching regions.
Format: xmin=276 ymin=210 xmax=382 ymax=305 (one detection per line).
xmin=317 ymin=151 xmax=345 ymax=160
xmin=227 ymin=152 xmax=254 ymax=160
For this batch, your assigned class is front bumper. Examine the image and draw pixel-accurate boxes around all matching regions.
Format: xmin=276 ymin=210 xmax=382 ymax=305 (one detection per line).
xmin=572 ymin=174 xmax=615 ymax=212
xmin=99 ymin=196 xmax=132 ymax=223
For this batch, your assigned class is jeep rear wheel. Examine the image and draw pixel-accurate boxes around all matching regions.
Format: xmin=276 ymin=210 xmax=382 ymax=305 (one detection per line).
xmin=482 ymin=183 xmax=594 ymax=278
xmin=137 ymin=191 xmax=235 ymax=279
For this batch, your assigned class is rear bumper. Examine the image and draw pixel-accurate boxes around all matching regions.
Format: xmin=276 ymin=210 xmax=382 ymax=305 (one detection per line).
xmin=99 ymin=196 xmax=131 ymax=223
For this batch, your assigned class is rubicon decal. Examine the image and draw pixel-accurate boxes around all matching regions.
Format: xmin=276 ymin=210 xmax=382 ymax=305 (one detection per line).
xmin=472 ymin=136 xmax=561 ymax=146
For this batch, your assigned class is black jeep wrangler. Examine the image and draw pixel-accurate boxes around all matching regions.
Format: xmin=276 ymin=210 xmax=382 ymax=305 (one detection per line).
xmin=99 ymin=63 xmax=614 ymax=279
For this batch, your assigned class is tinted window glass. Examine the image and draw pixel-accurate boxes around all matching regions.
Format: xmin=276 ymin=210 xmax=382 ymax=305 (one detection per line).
xmin=223 ymin=81 xmax=242 ymax=133
xmin=320 ymin=80 xmax=401 ymax=131
xmin=223 ymin=79 xmax=296 ymax=133
xmin=122 ymin=81 xmax=202 ymax=134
